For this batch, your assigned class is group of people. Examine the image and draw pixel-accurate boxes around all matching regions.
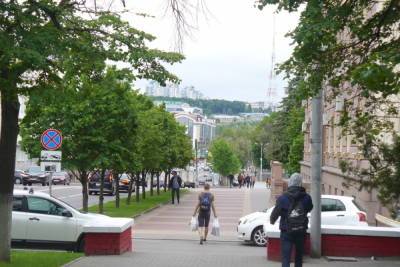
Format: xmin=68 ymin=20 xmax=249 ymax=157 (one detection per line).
xmin=227 ymin=173 xmax=256 ymax=188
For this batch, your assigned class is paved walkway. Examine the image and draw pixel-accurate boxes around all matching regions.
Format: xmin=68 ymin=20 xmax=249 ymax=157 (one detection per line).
xmin=133 ymin=186 xmax=258 ymax=240
xmin=67 ymin=184 xmax=400 ymax=267
xmin=68 ymin=239 xmax=400 ymax=267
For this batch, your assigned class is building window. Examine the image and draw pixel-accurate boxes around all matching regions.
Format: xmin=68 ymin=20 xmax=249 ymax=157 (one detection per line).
xmin=341 ymin=190 xmax=344 ymax=196
xmin=321 ymin=184 xmax=325 ymax=194
xmin=335 ymin=188 xmax=338 ymax=195
xmin=329 ymin=185 xmax=332 ymax=194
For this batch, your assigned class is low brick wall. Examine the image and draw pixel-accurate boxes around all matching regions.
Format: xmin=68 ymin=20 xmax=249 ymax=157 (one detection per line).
xmin=85 ymin=227 xmax=132 ymax=256
xmin=83 ymin=217 xmax=134 ymax=256
xmin=266 ymin=226 xmax=400 ymax=261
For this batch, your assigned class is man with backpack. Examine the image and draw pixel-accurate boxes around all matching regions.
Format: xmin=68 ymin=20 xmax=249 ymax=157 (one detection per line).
xmin=193 ymin=183 xmax=217 ymax=245
xmin=270 ymin=173 xmax=313 ymax=267
xmin=169 ymin=170 xmax=182 ymax=204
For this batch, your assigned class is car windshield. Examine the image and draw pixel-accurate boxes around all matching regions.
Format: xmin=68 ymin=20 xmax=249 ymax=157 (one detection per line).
xmin=55 ymin=197 xmax=84 ymax=214
xmin=54 ymin=172 xmax=65 ymax=176
xmin=28 ymin=166 xmax=41 ymax=173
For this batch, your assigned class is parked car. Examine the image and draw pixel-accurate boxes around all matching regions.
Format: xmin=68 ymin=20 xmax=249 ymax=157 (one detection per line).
xmin=24 ymin=166 xmax=50 ymax=186
xmin=11 ymin=188 xmax=110 ymax=251
xmin=183 ymin=181 xmax=195 ymax=188
xmin=237 ymin=195 xmax=368 ymax=246
xmin=118 ymin=173 xmax=135 ymax=192
xmin=51 ymin=172 xmax=70 ymax=185
xmin=88 ymin=170 xmax=115 ymax=196
xmin=14 ymin=170 xmax=29 ymax=185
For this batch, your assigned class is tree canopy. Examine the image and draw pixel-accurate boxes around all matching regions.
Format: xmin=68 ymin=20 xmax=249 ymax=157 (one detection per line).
xmin=259 ymin=0 xmax=400 ymax=214
xmin=209 ymin=139 xmax=241 ymax=177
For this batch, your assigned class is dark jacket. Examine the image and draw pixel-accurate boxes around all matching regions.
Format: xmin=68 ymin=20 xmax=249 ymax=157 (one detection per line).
xmin=168 ymin=175 xmax=182 ymax=189
xmin=270 ymin=186 xmax=313 ymax=232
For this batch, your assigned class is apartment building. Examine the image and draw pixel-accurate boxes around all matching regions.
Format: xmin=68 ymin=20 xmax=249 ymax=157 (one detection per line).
xmin=300 ymin=91 xmax=397 ymax=223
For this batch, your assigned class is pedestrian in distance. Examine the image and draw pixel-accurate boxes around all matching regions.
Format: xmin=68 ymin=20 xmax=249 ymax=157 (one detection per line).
xmin=251 ymin=175 xmax=256 ymax=188
xmin=270 ymin=173 xmax=313 ymax=267
xmin=169 ymin=170 xmax=182 ymax=204
xmin=245 ymin=174 xmax=251 ymax=188
xmin=193 ymin=183 xmax=217 ymax=245
xmin=238 ymin=173 xmax=244 ymax=188
xmin=228 ymin=174 xmax=234 ymax=188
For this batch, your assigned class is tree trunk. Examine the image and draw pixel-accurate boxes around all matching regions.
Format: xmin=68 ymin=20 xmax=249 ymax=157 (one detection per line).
xmin=114 ymin=172 xmax=120 ymax=208
xmin=126 ymin=173 xmax=134 ymax=205
xmin=164 ymin=171 xmax=168 ymax=192
xmin=79 ymin=170 xmax=89 ymax=213
xmin=150 ymin=172 xmax=154 ymax=196
xmin=0 ymin=94 xmax=20 ymax=263
xmin=156 ymin=172 xmax=160 ymax=195
xmin=99 ymin=169 xmax=105 ymax=214
xmin=141 ymin=170 xmax=146 ymax=199
xmin=135 ymin=172 xmax=140 ymax=203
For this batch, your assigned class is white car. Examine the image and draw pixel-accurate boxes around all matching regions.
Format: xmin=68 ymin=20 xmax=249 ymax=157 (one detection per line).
xmin=11 ymin=188 xmax=110 ymax=251
xmin=237 ymin=195 xmax=368 ymax=246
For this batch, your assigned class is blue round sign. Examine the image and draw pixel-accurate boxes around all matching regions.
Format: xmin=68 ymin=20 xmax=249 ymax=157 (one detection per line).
xmin=41 ymin=129 xmax=62 ymax=150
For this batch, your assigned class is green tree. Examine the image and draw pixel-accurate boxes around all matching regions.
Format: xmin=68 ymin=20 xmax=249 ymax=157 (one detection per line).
xmin=259 ymin=0 xmax=400 ymax=214
xmin=209 ymin=139 xmax=241 ymax=181
xmin=20 ymin=67 xmax=140 ymax=212
xmin=0 ymin=1 xmax=183 ymax=261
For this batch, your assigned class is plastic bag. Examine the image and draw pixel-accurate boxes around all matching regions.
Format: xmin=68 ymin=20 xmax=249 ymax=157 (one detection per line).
xmin=211 ymin=218 xmax=220 ymax=236
xmin=190 ymin=216 xmax=198 ymax=231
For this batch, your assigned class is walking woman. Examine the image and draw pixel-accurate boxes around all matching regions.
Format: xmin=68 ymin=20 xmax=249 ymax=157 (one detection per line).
xmin=193 ymin=183 xmax=217 ymax=244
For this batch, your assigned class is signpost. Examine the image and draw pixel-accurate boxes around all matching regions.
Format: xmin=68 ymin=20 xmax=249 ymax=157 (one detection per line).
xmin=40 ymin=129 xmax=62 ymax=196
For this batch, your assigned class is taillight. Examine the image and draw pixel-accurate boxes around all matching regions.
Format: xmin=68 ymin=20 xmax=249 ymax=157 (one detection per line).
xmin=357 ymin=212 xmax=366 ymax=222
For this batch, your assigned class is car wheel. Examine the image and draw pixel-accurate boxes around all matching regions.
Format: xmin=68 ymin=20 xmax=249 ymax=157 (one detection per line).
xmin=28 ymin=183 xmax=32 ymax=186
xmin=89 ymin=191 xmax=93 ymax=195
xmin=22 ymin=182 xmax=27 ymax=186
xmin=251 ymin=226 xmax=267 ymax=247
xmin=63 ymin=181 xmax=66 ymax=185
xmin=15 ymin=178 xmax=22 ymax=184
xmin=42 ymin=182 xmax=46 ymax=186
xmin=76 ymin=235 xmax=85 ymax=252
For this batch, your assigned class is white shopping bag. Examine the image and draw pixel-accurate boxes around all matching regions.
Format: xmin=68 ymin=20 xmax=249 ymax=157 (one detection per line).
xmin=211 ymin=218 xmax=220 ymax=236
xmin=190 ymin=216 xmax=198 ymax=231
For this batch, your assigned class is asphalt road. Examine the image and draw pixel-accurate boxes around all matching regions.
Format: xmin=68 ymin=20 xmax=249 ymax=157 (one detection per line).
xmin=14 ymin=183 xmax=132 ymax=209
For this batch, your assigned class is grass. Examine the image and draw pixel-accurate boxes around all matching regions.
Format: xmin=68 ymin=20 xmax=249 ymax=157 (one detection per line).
xmin=87 ymin=189 xmax=188 ymax=217
xmin=0 ymin=250 xmax=82 ymax=267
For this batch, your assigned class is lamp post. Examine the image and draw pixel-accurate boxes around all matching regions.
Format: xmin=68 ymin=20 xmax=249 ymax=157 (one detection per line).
xmin=260 ymin=143 xmax=263 ymax=181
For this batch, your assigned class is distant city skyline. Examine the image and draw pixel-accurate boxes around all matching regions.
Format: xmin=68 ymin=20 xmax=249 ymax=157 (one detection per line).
xmin=116 ymin=1 xmax=301 ymax=103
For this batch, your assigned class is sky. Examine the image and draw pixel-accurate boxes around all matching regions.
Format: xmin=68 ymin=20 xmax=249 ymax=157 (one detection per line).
xmin=110 ymin=1 xmax=301 ymax=103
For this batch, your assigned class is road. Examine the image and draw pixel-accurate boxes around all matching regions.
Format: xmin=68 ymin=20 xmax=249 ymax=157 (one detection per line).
xmin=14 ymin=183 xmax=131 ymax=209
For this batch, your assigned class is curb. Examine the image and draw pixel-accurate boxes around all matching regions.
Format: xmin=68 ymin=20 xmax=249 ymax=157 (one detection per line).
xmin=62 ymin=256 xmax=85 ymax=267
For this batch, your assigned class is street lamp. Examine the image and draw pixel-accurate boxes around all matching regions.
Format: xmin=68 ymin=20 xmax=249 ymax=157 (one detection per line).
xmin=260 ymin=144 xmax=263 ymax=181
xmin=255 ymin=142 xmax=264 ymax=181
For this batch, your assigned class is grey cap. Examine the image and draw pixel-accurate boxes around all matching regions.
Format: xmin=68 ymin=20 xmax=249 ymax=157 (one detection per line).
xmin=288 ymin=173 xmax=302 ymax=187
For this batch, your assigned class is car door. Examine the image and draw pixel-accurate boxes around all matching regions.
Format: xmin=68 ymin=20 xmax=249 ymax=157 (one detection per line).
xmin=11 ymin=196 xmax=29 ymax=241
xmin=321 ymin=198 xmax=347 ymax=225
xmin=25 ymin=196 xmax=77 ymax=243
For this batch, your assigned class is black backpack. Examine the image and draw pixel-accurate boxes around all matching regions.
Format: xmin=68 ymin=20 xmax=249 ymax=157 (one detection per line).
xmin=200 ymin=193 xmax=212 ymax=211
xmin=286 ymin=195 xmax=307 ymax=233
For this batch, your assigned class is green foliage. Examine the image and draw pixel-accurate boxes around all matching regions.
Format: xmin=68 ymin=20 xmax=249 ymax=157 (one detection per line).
xmin=253 ymin=80 xmax=305 ymax=173
xmin=260 ymin=0 xmax=400 ymax=212
xmin=151 ymin=96 xmax=255 ymax=116
xmin=209 ymin=139 xmax=241 ymax=177
xmin=215 ymin=123 xmax=257 ymax=167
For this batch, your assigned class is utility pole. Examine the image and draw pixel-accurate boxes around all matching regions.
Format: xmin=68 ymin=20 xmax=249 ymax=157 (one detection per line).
xmin=260 ymin=144 xmax=263 ymax=181
xmin=310 ymin=91 xmax=322 ymax=258
xmin=195 ymin=139 xmax=198 ymax=185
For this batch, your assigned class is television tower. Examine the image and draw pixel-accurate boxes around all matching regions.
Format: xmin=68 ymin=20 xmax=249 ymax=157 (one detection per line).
xmin=266 ymin=13 xmax=277 ymax=110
